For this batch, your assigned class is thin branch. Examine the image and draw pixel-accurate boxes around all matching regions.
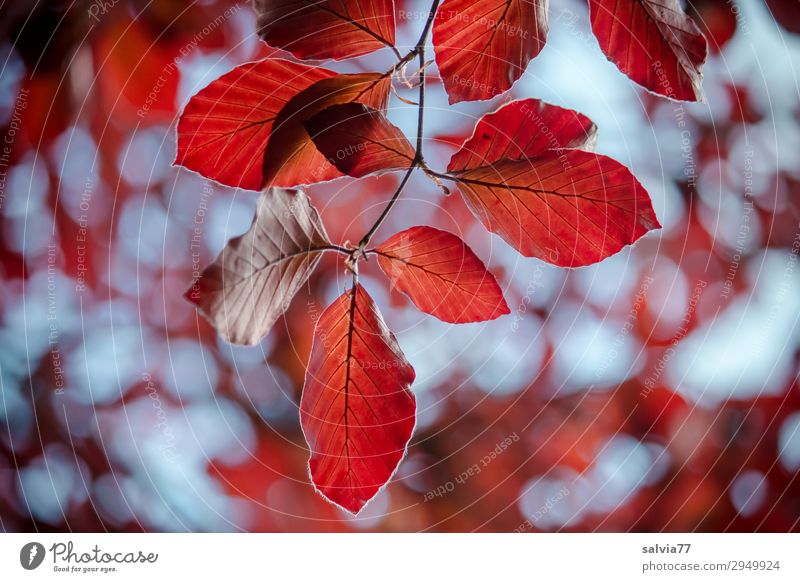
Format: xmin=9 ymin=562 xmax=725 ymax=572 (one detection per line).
xmin=422 ymin=164 xmax=482 ymax=189
xmin=413 ymin=0 xmax=440 ymax=151
xmin=356 ymin=163 xmax=416 ymax=249
xmin=390 ymin=48 xmax=419 ymax=76
xmin=421 ymin=166 xmax=455 ymax=183
xmin=414 ymin=50 xmax=427 ymax=155
xmin=355 ymin=0 xmax=441 ymax=252
xmin=417 ymin=0 xmax=441 ymax=54
xmin=321 ymin=244 xmax=357 ymax=256
xmin=389 ymin=0 xmax=440 ymax=76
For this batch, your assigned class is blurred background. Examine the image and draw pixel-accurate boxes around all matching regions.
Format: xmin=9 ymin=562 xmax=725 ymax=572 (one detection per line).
xmin=1 ymin=0 xmax=800 ymax=532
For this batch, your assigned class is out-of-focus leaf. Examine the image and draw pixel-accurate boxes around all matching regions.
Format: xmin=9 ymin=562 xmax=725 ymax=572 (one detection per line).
xmin=94 ymin=18 xmax=180 ymax=121
xmin=687 ymin=0 xmax=737 ymax=54
xmin=764 ymin=0 xmax=800 ymax=35
xmin=301 ymin=284 xmax=416 ymax=514
xmin=185 ymin=188 xmax=331 ymax=345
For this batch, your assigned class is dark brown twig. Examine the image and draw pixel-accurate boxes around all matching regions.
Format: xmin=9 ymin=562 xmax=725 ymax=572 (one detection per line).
xmin=354 ymin=0 xmax=441 ymax=255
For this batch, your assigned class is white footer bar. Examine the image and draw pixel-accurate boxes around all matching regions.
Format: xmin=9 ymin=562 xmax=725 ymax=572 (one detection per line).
xmin=1 ymin=533 xmax=797 ymax=581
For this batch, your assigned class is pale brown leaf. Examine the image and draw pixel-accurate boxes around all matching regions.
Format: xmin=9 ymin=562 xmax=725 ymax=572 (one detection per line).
xmin=186 ymin=188 xmax=331 ymax=345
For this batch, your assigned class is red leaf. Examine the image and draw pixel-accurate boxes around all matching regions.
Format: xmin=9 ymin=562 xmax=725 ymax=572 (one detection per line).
xmin=453 ymin=150 xmax=661 ymax=267
xmin=185 ymin=188 xmax=331 ymax=345
xmin=432 ymin=0 xmax=548 ymax=103
xmin=262 ymin=73 xmax=392 ymax=188
xmin=301 ymin=284 xmax=416 ymax=514
xmin=253 ymin=0 xmax=396 ymax=60
xmin=448 ymin=98 xmax=597 ymax=173
xmin=175 ymin=59 xmax=334 ymax=190
xmin=374 ymin=226 xmax=509 ymax=323
xmin=589 ymin=0 xmax=708 ymax=102
xmin=304 ymin=103 xmax=415 ymax=178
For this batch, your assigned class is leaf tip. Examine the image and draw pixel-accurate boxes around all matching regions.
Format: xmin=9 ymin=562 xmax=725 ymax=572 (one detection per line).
xmin=307 ymin=460 xmax=376 ymax=516
xmin=650 ymin=214 xmax=663 ymax=232
xmin=445 ymin=92 xmax=461 ymax=106
xmin=498 ymin=298 xmax=512 ymax=318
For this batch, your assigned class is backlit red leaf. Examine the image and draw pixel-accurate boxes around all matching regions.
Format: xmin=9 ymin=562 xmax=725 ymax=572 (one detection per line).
xmin=254 ymin=0 xmax=397 ymax=60
xmin=304 ymin=103 xmax=415 ymax=178
xmin=175 ymin=59 xmax=334 ymax=190
xmin=301 ymin=284 xmax=416 ymax=514
xmin=262 ymin=73 xmax=392 ymax=188
xmin=448 ymin=98 xmax=597 ymax=173
xmin=185 ymin=188 xmax=331 ymax=345
xmin=589 ymin=0 xmax=708 ymax=101
xmin=432 ymin=0 xmax=548 ymax=103
xmin=374 ymin=226 xmax=509 ymax=323
xmin=453 ymin=150 xmax=661 ymax=267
